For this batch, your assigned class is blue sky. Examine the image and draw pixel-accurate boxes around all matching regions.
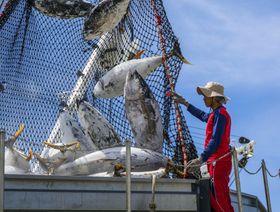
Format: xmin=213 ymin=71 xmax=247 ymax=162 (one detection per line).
xmin=164 ymin=0 xmax=280 ymax=210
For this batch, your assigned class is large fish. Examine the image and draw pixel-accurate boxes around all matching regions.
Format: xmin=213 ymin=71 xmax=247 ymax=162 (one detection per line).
xmin=40 ymin=108 xmax=97 ymax=162
xmin=54 ymin=146 xmax=167 ymax=176
xmin=30 ymin=0 xmax=94 ymax=19
xmin=77 ymin=100 xmax=122 ymax=149
xmin=93 ymin=42 xmax=189 ymax=98
xmin=124 ymin=70 xmax=163 ymax=153
xmin=59 ymin=109 xmax=98 ymax=151
xmin=83 ymin=0 xmax=131 ymax=40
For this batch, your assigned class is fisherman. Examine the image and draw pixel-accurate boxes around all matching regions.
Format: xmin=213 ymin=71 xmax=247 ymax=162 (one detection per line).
xmin=173 ymin=82 xmax=234 ymax=212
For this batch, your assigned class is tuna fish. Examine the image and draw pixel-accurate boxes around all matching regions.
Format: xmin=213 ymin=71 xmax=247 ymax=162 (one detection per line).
xmin=93 ymin=41 xmax=189 ymax=98
xmin=83 ymin=0 xmax=131 ymax=40
xmin=124 ymin=70 xmax=163 ymax=153
xmin=40 ymin=107 xmax=97 ymax=162
xmin=54 ymin=146 xmax=167 ymax=176
xmin=30 ymin=0 xmax=94 ymax=19
xmin=77 ymin=100 xmax=122 ymax=149
xmin=59 ymin=109 xmax=98 ymax=151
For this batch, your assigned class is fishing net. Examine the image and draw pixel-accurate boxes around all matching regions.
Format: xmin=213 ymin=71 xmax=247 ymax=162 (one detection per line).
xmin=0 ymin=0 xmax=198 ymax=174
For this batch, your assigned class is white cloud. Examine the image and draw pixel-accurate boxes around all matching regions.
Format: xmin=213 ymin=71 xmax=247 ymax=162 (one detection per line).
xmin=166 ymin=0 xmax=280 ymax=87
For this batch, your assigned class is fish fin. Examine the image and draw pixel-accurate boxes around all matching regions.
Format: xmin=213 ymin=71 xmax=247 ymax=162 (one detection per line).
xmin=43 ymin=140 xmax=56 ymax=148
xmin=34 ymin=152 xmax=46 ymax=162
xmin=114 ymin=163 xmax=126 ymax=177
xmin=75 ymin=142 xmax=81 ymax=150
xmin=44 ymin=141 xmax=80 ymax=152
xmin=12 ymin=148 xmax=29 ymax=160
xmin=26 ymin=148 xmax=33 ymax=161
xmin=43 ymin=141 xmax=64 ymax=151
xmin=5 ymin=124 xmax=25 ymax=148
xmin=132 ymin=50 xmax=145 ymax=59
xmin=53 ymin=157 xmax=67 ymax=167
xmin=65 ymin=141 xmax=80 ymax=148
xmin=170 ymin=40 xmax=191 ymax=65
xmin=64 ymin=141 xmax=81 ymax=152
xmin=14 ymin=123 xmax=25 ymax=138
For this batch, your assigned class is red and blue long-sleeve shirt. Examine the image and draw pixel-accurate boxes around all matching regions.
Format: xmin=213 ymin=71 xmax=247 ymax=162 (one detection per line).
xmin=187 ymin=104 xmax=231 ymax=162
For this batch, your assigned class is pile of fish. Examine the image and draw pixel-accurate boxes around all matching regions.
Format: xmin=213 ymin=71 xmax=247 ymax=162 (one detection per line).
xmin=4 ymin=95 xmax=168 ymax=177
xmin=29 ymin=0 xmax=131 ymax=40
xmin=4 ymin=42 xmax=188 ymax=177
xmin=4 ymin=0 xmax=191 ymax=177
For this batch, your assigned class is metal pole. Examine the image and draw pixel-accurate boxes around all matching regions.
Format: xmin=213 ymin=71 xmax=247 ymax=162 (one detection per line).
xmin=0 ymin=129 xmax=5 ymax=212
xmin=126 ymin=140 xmax=131 ymax=212
xmin=261 ymin=159 xmax=272 ymax=212
xmin=232 ymin=149 xmax=243 ymax=212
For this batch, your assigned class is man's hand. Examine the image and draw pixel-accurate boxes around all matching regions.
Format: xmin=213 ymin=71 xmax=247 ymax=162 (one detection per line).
xmin=166 ymin=91 xmax=189 ymax=107
xmin=187 ymin=156 xmax=202 ymax=173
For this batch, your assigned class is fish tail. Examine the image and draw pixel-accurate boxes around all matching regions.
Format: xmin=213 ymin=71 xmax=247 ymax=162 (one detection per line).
xmin=13 ymin=147 xmax=30 ymax=161
xmin=170 ymin=40 xmax=191 ymax=64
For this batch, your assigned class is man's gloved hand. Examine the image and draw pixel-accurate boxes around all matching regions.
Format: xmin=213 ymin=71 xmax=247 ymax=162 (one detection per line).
xmin=168 ymin=91 xmax=189 ymax=107
xmin=187 ymin=156 xmax=202 ymax=173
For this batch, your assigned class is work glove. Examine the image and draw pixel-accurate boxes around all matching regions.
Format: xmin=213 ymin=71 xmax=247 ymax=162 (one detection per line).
xmin=187 ymin=156 xmax=202 ymax=174
xmin=166 ymin=91 xmax=189 ymax=107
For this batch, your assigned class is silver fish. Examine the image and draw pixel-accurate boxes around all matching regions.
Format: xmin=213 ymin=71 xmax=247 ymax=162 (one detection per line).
xmin=31 ymin=0 xmax=93 ymax=19
xmin=93 ymin=42 xmax=189 ymax=98
xmin=83 ymin=0 xmax=130 ymax=40
xmin=40 ymin=109 xmax=97 ymax=162
xmin=54 ymin=146 xmax=167 ymax=176
xmin=124 ymin=70 xmax=163 ymax=153
xmin=59 ymin=109 xmax=98 ymax=151
xmin=77 ymin=100 xmax=122 ymax=149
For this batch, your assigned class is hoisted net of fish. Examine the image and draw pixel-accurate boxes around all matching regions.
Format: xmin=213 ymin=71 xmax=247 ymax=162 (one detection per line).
xmin=0 ymin=0 xmax=198 ymax=177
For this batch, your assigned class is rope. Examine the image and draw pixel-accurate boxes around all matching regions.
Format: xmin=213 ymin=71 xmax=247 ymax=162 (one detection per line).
xmin=243 ymin=166 xmax=262 ymax=175
xmin=0 ymin=0 xmax=5 ymax=11
xmin=266 ymin=167 xmax=280 ymax=178
xmin=188 ymin=125 xmax=241 ymax=138
xmin=150 ymin=0 xmax=188 ymax=178
xmin=172 ymin=150 xmax=232 ymax=170
xmin=229 ymin=169 xmax=242 ymax=187
xmin=149 ymin=175 xmax=157 ymax=212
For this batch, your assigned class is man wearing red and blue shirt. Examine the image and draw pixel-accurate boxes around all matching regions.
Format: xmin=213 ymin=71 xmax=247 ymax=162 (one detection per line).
xmin=174 ymin=82 xmax=234 ymax=212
